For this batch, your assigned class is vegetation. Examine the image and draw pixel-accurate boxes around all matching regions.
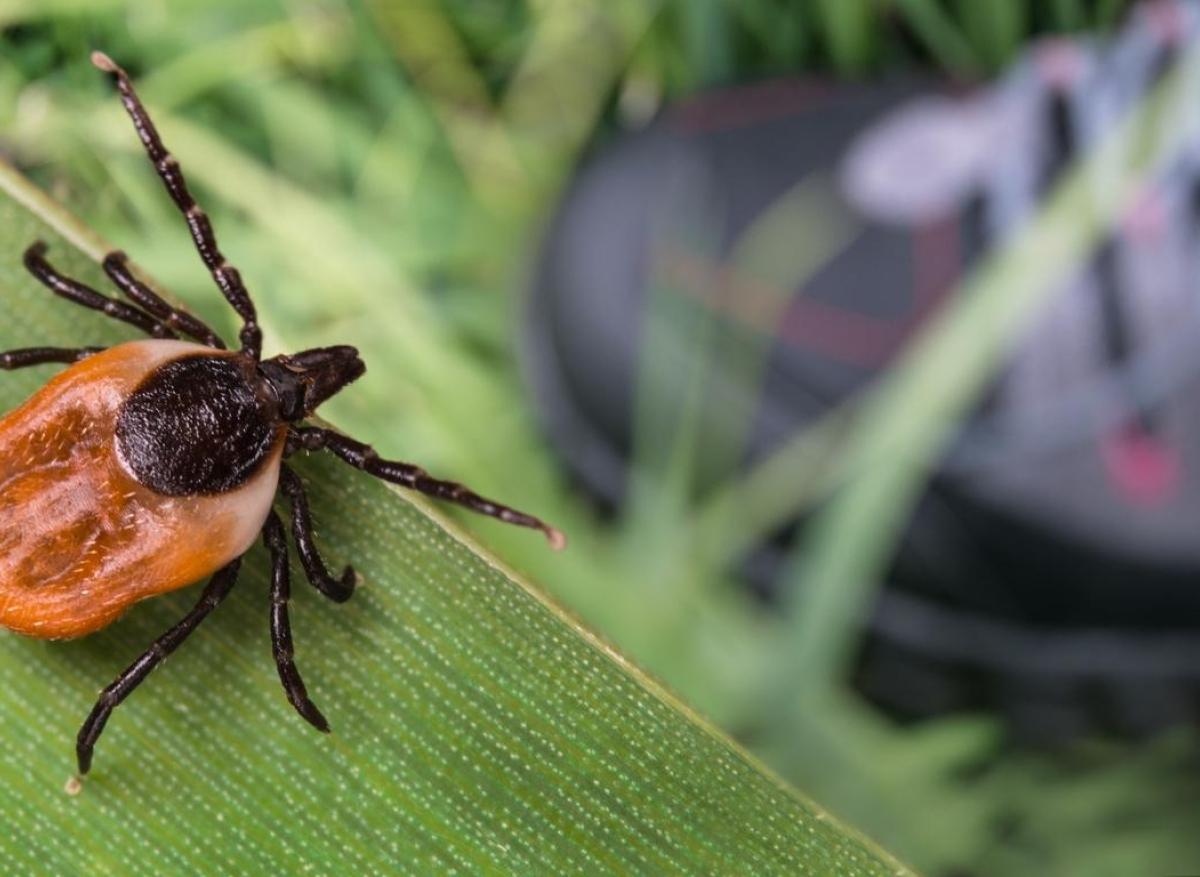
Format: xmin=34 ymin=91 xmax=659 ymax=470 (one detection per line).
xmin=2 ymin=2 xmax=1197 ymax=875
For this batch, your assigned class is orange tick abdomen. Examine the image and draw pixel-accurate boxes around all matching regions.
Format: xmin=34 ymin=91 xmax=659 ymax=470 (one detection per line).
xmin=0 ymin=340 xmax=284 ymax=639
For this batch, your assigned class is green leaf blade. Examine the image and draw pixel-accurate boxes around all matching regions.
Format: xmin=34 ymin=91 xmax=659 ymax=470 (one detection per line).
xmin=0 ymin=163 xmax=909 ymax=875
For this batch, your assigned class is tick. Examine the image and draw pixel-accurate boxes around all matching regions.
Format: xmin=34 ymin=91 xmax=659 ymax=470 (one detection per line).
xmin=1 ymin=52 xmax=565 ymax=777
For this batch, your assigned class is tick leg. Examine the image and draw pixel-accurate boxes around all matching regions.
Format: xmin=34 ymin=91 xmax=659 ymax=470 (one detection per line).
xmin=103 ymin=250 xmax=226 ymax=349
xmin=1 ymin=346 xmax=103 ymax=369
xmin=75 ymin=557 xmax=242 ymax=775
xmin=92 ymin=52 xmax=262 ymax=359
xmin=263 ymin=509 xmax=330 ymax=732
xmin=279 ymin=466 xmax=356 ymax=603
xmin=288 ymin=426 xmax=566 ymax=549
xmin=24 ymin=242 xmax=176 ymax=340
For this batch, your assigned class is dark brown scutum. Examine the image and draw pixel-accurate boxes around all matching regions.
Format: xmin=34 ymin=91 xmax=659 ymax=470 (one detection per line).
xmin=116 ymin=355 xmax=278 ymax=496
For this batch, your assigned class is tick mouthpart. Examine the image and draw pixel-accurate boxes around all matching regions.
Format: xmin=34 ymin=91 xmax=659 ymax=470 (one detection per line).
xmin=289 ymin=346 xmax=366 ymax=413
xmin=258 ymin=346 xmax=366 ymax=422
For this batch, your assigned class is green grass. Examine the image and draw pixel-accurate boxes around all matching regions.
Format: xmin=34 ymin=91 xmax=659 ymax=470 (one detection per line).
xmin=6 ymin=2 xmax=1200 ymax=876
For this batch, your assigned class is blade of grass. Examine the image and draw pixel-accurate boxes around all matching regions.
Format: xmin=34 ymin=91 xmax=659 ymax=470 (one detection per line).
xmin=954 ymin=0 xmax=1028 ymax=70
xmin=365 ymin=0 xmax=530 ymax=212
xmin=630 ymin=172 xmax=859 ymax=599
xmin=1050 ymin=0 xmax=1086 ymax=31
xmin=891 ymin=0 xmax=983 ymax=74
xmin=501 ymin=0 xmax=664 ymax=193
xmin=681 ymin=0 xmax=733 ymax=87
xmin=126 ymin=10 xmax=352 ymax=109
xmin=815 ymin=0 xmax=876 ymax=74
xmin=0 ymin=160 xmax=911 ymax=875
xmin=0 ymin=0 xmax=127 ymax=28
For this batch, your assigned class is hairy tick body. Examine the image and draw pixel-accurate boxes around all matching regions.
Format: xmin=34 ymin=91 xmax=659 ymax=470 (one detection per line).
xmin=0 ymin=52 xmax=563 ymax=778
xmin=117 ymin=352 xmax=282 ymax=496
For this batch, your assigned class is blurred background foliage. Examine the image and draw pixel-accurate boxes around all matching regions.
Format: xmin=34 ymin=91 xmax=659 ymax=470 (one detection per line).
xmin=2 ymin=1 xmax=1199 ymax=875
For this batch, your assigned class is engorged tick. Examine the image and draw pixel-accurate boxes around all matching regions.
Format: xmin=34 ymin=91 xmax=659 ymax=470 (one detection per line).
xmin=0 ymin=51 xmax=565 ymax=778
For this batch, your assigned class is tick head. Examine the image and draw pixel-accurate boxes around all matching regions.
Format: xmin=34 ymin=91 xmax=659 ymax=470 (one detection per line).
xmin=257 ymin=346 xmax=366 ymax=422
